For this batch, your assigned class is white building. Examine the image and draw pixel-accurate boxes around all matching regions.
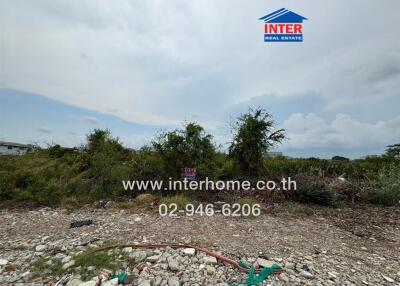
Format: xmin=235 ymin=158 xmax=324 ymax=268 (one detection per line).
xmin=0 ymin=141 xmax=33 ymax=155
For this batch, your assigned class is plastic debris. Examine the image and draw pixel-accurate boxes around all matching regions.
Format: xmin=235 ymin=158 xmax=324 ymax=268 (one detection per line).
xmin=231 ymin=261 xmax=282 ymax=286
xmin=111 ymin=272 xmax=128 ymax=284
xmin=70 ymin=219 xmax=94 ymax=228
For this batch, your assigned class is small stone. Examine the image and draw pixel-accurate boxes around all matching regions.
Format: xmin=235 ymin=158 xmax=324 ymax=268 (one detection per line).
xmin=182 ymin=248 xmax=196 ymax=256
xmin=122 ymin=247 xmax=133 ymax=253
xmin=382 ymin=275 xmax=394 ymax=283
xmin=299 ymin=270 xmax=314 ymax=279
xmin=138 ymin=280 xmax=151 ymax=286
xmin=279 ymin=273 xmax=290 ymax=282
xmin=167 ymin=276 xmax=180 ymax=286
xmin=21 ymin=271 xmax=34 ymax=282
xmin=102 ymin=278 xmax=118 ymax=286
xmin=206 ymin=265 xmax=216 ymax=274
xmin=63 ymin=260 xmax=75 ymax=269
xmin=328 ymin=272 xmax=337 ymax=279
xmin=167 ymin=257 xmax=180 ymax=271
xmin=147 ymin=255 xmax=161 ymax=263
xmin=62 ymin=255 xmax=72 ymax=264
xmin=78 ymin=281 xmax=96 ymax=286
xmin=129 ymin=251 xmax=147 ymax=263
xmin=203 ymin=256 xmax=217 ymax=265
xmin=284 ymin=262 xmax=295 ymax=269
xmin=35 ymin=245 xmax=46 ymax=252
xmin=66 ymin=276 xmax=83 ymax=286
xmin=0 ymin=259 xmax=8 ymax=266
xmin=257 ymin=258 xmax=276 ymax=268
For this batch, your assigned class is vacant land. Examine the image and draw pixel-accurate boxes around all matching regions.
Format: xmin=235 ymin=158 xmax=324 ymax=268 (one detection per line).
xmin=0 ymin=204 xmax=399 ymax=285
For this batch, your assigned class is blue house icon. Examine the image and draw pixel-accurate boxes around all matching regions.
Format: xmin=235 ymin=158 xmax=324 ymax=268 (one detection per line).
xmin=259 ymin=8 xmax=307 ymax=23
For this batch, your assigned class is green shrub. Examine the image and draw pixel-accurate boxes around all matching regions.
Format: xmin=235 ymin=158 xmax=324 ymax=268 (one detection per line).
xmin=161 ymin=195 xmax=193 ymax=209
xmin=135 ymin=193 xmax=158 ymax=209
xmin=367 ymin=165 xmax=400 ymax=206
xmin=293 ymin=176 xmax=338 ymax=207
xmin=33 ymin=257 xmax=65 ymax=278
xmin=153 ymin=122 xmax=218 ymax=179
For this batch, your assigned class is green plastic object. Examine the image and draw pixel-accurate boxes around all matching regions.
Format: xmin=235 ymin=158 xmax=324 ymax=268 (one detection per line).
xmin=230 ymin=261 xmax=282 ymax=286
xmin=111 ymin=272 xmax=128 ymax=284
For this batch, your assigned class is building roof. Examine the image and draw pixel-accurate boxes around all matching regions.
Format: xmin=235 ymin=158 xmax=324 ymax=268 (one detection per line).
xmin=259 ymin=8 xmax=307 ymax=23
xmin=0 ymin=141 xmax=33 ymax=148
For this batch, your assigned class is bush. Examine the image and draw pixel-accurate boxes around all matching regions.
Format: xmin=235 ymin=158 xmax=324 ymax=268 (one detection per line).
xmin=229 ymin=108 xmax=285 ymax=176
xmin=160 ymin=195 xmax=193 ymax=209
xmin=135 ymin=193 xmax=158 ymax=209
xmin=153 ymin=122 xmax=218 ymax=179
xmin=293 ymin=176 xmax=338 ymax=207
xmin=367 ymin=165 xmax=400 ymax=206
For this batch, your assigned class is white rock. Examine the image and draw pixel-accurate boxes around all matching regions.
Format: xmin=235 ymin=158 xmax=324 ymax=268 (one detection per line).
xmin=129 ymin=251 xmax=147 ymax=263
xmin=167 ymin=257 xmax=180 ymax=271
xmin=257 ymin=258 xmax=276 ymax=268
xmin=167 ymin=277 xmax=180 ymax=286
xmin=382 ymin=275 xmax=394 ymax=283
xmin=146 ymin=255 xmax=161 ymax=263
xmin=299 ymin=270 xmax=314 ymax=279
xmin=62 ymin=260 xmax=75 ymax=269
xmin=138 ymin=280 xmax=151 ymax=286
xmin=35 ymin=245 xmax=46 ymax=252
xmin=284 ymin=262 xmax=295 ymax=269
xmin=102 ymin=278 xmax=118 ymax=286
xmin=206 ymin=265 xmax=216 ymax=274
xmin=62 ymin=256 xmax=72 ymax=264
xmin=203 ymin=256 xmax=217 ymax=265
xmin=122 ymin=247 xmax=133 ymax=253
xmin=328 ymin=271 xmax=338 ymax=279
xmin=21 ymin=271 xmax=34 ymax=282
xmin=66 ymin=277 xmax=83 ymax=286
xmin=182 ymin=248 xmax=196 ymax=256
xmin=78 ymin=281 xmax=96 ymax=286
xmin=0 ymin=259 xmax=8 ymax=266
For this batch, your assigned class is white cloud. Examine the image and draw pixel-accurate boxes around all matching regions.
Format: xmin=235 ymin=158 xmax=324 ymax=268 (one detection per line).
xmin=1 ymin=1 xmax=400 ymax=157
xmin=282 ymin=113 xmax=400 ymax=152
xmin=70 ymin=115 xmax=100 ymax=125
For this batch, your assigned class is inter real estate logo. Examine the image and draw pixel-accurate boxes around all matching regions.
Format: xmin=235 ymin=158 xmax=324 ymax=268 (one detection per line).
xmin=259 ymin=8 xmax=307 ymax=42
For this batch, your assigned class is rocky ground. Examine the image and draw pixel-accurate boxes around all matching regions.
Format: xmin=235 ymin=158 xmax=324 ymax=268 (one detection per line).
xmin=0 ymin=204 xmax=399 ymax=286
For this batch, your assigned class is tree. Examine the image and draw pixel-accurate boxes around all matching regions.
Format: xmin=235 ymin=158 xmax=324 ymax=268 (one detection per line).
xmin=81 ymin=129 xmax=130 ymax=198
xmin=331 ymin=155 xmax=350 ymax=161
xmin=229 ymin=108 xmax=286 ymax=176
xmin=385 ymin=144 xmax=400 ymax=159
xmin=153 ymin=122 xmax=217 ymax=179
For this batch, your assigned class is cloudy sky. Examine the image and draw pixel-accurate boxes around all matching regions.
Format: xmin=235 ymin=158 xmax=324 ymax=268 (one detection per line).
xmin=1 ymin=0 xmax=399 ymax=158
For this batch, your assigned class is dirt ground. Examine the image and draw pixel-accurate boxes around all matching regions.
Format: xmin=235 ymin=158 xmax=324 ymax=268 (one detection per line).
xmin=0 ymin=203 xmax=399 ymax=285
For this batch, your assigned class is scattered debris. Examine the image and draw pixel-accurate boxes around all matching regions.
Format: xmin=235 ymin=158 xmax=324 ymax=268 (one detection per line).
xmin=70 ymin=219 xmax=94 ymax=228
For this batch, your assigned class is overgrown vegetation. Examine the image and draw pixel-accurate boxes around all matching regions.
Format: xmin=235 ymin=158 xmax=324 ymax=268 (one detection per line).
xmin=0 ymin=109 xmax=399 ymax=208
xmin=229 ymin=108 xmax=285 ymax=176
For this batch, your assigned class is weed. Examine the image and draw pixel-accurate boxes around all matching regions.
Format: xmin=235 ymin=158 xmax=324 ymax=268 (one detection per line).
xmin=32 ymin=257 xmax=65 ymax=278
xmin=160 ymin=195 xmax=193 ymax=209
